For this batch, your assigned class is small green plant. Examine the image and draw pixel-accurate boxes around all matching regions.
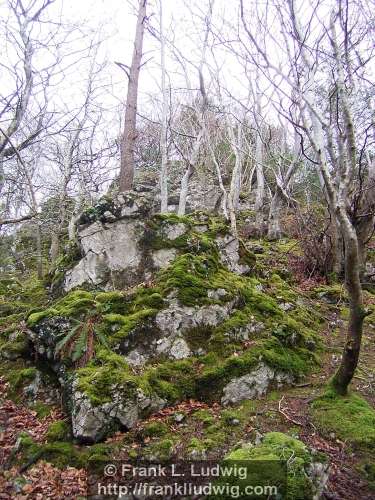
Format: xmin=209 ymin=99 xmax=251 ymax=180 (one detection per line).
xmin=55 ymin=314 xmax=109 ymax=367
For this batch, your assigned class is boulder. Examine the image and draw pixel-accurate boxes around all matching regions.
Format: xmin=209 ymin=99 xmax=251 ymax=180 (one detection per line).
xmin=71 ymin=380 xmax=166 ymax=443
xmin=215 ymin=234 xmax=250 ymax=274
xmin=225 ymin=432 xmax=329 ymax=500
xmin=221 ymin=362 xmax=294 ymax=405
xmin=64 ymin=219 xmax=144 ymax=291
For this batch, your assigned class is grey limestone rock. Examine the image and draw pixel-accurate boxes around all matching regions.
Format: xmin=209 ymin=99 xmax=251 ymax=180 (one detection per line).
xmin=221 ymin=362 xmax=294 ymax=405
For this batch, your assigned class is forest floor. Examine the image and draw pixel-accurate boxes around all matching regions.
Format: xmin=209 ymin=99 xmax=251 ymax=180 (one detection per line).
xmin=0 ymin=257 xmax=374 ymax=499
xmin=0 ymin=309 xmax=374 ymax=499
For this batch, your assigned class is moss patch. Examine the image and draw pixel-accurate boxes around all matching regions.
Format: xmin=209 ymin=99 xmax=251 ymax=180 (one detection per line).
xmin=311 ymin=390 xmax=375 ymax=450
xmin=225 ymin=432 xmax=326 ymax=500
xmin=46 ymin=420 xmax=70 ymax=442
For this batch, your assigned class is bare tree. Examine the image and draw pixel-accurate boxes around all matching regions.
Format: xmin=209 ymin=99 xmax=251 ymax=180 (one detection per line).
xmin=239 ymin=0 xmax=374 ymax=394
xmin=118 ymin=0 xmax=147 ymax=192
xmin=0 ymin=0 xmax=56 ymax=197
xmin=159 ymin=0 xmax=169 ymax=213
xmin=267 ymin=125 xmax=301 ymax=240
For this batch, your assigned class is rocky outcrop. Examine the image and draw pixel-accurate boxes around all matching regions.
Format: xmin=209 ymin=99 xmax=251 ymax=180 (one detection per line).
xmin=221 ymin=362 xmax=294 ymax=405
xmin=63 ymin=193 xmax=249 ymax=292
xmin=71 ymin=381 xmax=166 ymax=443
xmin=116 ymin=298 xmax=238 ymax=366
xmin=64 ymin=193 xmax=154 ymax=291
xmin=24 ymin=194 xmax=319 ymax=443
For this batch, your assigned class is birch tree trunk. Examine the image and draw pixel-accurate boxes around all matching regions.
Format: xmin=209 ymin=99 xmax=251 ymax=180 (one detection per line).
xmin=254 ymin=130 xmax=265 ymax=228
xmin=287 ymin=1 xmax=368 ymax=395
xmin=178 ymin=129 xmax=204 ymax=216
xmin=227 ymin=121 xmax=243 ymax=234
xmin=119 ymin=0 xmax=147 ymax=192
xmin=254 ymin=93 xmax=264 ymax=229
xmin=267 ymin=130 xmax=300 ymax=240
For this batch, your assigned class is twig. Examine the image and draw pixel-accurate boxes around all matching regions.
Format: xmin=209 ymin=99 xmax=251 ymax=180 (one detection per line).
xmin=278 ymin=396 xmax=304 ymax=426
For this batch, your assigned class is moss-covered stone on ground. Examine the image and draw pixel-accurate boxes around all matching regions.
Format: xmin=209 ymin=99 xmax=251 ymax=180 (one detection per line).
xmin=225 ymin=432 xmax=327 ymax=500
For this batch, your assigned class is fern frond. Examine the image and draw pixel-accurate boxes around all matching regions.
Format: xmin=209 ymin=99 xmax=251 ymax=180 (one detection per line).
xmin=55 ymin=323 xmax=82 ymax=355
xmin=71 ymin=327 xmax=88 ymax=362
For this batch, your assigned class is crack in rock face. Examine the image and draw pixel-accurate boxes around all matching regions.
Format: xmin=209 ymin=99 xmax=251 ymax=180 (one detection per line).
xmin=64 ymin=220 xmax=142 ymax=291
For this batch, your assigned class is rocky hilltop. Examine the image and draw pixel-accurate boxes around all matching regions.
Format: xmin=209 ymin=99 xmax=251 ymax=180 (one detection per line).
xmin=1 ymin=193 xmax=375 ymax=499
xmin=21 ymin=192 xmax=317 ymax=443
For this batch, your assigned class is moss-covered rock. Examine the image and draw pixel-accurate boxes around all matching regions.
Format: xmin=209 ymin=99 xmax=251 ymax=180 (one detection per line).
xmin=8 ymin=207 xmax=326 ymax=445
xmin=225 ymin=432 xmax=329 ymax=500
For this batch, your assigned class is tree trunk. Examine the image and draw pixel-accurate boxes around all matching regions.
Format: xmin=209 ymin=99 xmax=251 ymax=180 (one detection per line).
xmin=68 ymin=211 xmax=79 ymax=242
xmin=177 ymin=128 xmax=204 ymax=216
xmin=35 ymin=222 xmax=43 ymax=280
xmin=267 ymin=188 xmax=283 ymax=240
xmin=331 ymin=211 xmax=367 ymax=395
xmin=159 ymin=0 xmax=168 ymax=213
xmin=331 ymin=215 xmax=344 ymax=276
xmin=119 ymin=0 xmax=147 ymax=192
xmin=49 ymin=232 xmax=60 ymax=265
xmin=267 ymin=130 xmax=299 ymax=240
xmin=254 ymin=127 xmax=264 ymax=228
xmin=178 ymin=165 xmax=193 ymax=216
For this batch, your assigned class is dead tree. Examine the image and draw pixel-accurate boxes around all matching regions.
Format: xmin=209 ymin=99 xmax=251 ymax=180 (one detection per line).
xmin=119 ymin=0 xmax=147 ymax=191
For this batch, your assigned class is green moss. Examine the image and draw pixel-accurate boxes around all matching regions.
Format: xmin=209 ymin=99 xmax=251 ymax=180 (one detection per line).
xmin=153 ymin=212 xmax=194 ymax=226
xmin=76 ymin=348 xmax=145 ymax=406
xmin=193 ymin=409 xmax=215 ymax=426
xmin=221 ymin=409 xmax=243 ymax=425
xmin=158 ymin=253 xmax=220 ymax=306
xmin=188 ymin=437 xmax=207 ymax=452
xmin=0 ymin=331 xmax=29 ymax=358
xmin=53 ymin=291 xmax=95 ymax=316
xmin=26 ymin=290 xmax=95 ymax=327
xmin=27 ymin=309 xmax=58 ymax=327
xmin=204 ymin=424 xmax=227 ymax=447
xmin=86 ymin=443 xmax=117 ymax=467
xmin=312 ymin=283 xmax=347 ymax=303
xmin=7 ymin=366 xmax=37 ymax=391
xmin=143 ymin=438 xmax=175 ymax=461
xmin=145 ymin=358 xmax=197 ymax=402
xmin=133 ymin=291 xmax=164 ymax=309
xmin=275 ymin=239 xmax=302 ymax=256
xmin=104 ymin=308 xmax=158 ymax=343
xmin=17 ymin=431 xmax=118 ymax=470
xmin=311 ymin=390 xmax=375 ymax=450
xmin=18 ymin=432 xmax=84 ymax=469
xmin=46 ymin=420 xmax=70 ymax=442
xmin=145 ymin=213 xmax=228 ymax=256
xmin=225 ymin=432 xmax=323 ymax=500
xmin=142 ymin=421 xmax=169 ymax=438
